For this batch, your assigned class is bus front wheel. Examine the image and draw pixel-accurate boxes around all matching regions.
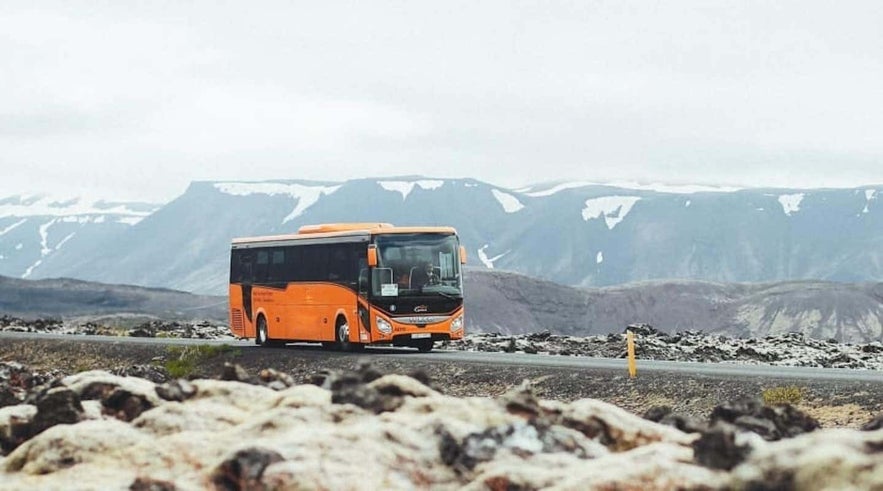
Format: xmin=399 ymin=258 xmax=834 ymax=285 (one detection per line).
xmin=336 ymin=318 xmax=364 ymax=352
xmin=256 ymin=316 xmax=269 ymax=347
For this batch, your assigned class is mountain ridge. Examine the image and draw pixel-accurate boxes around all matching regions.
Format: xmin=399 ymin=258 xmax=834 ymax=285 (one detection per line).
xmin=1 ymin=176 xmax=881 ymax=297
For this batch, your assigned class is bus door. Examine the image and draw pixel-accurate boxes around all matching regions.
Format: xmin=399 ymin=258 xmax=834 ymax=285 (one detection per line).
xmin=237 ymin=250 xmax=255 ymax=335
xmin=357 ymin=257 xmax=372 ymax=343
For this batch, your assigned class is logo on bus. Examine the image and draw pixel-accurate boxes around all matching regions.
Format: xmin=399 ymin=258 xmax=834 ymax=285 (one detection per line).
xmin=414 ymin=305 xmax=429 ymax=313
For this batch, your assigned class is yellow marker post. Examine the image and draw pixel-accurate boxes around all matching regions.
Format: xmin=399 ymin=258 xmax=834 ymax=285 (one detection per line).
xmin=626 ymin=330 xmax=637 ymax=378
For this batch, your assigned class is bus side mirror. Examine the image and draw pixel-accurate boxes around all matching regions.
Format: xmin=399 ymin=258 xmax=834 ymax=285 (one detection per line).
xmin=367 ymin=245 xmax=378 ymax=267
xmin=459 ymin=246 xmax=467 ymax=264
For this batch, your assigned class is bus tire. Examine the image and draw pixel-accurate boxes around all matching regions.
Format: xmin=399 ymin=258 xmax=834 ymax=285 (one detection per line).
xmin=256 ymin=316 xmax=269 ymax=347
xmin=336 ymin=317 xmax=363 ymax=352
xmin=415 ymin=339 xmax=434 ymax=353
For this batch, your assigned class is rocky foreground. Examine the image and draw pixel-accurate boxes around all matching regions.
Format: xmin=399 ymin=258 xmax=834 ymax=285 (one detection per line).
xmin=1 ymin=360 xmax=883 ymax=490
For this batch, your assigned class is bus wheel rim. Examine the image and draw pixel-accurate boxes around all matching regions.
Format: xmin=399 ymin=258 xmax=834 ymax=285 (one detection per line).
xmin=338 ymin=322 xmax=349 ymax=343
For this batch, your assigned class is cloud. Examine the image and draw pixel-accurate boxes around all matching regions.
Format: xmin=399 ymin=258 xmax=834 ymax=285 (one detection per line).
xmin=0 ymin=1 xmax=882 ymax=201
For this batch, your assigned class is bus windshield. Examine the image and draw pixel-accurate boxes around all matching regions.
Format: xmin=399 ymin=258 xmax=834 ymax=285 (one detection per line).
xmin=372 ymin=233 xmax=462 ymax=298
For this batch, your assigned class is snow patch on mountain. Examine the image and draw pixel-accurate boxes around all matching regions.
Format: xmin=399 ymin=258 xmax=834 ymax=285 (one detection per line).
xmin=59 ymin=216 xmax=105 ymax=224
xmin=478 ymin=244 xmax=509 ymax=268
xmin=582 ymin=196 xmax=641 ymax=230
xmin=0 ymin=195 xmax=154 ymax=224
xmin=55 ymin=232 xmax=76 ymax=251
xmin=416 ymin=179 xmax=444 ymax=190
xmin=526 ymin=181 xmax=742 ymax=197
xmin=491 ymin=189 xmax=524 ymax=213
xmin=596 ymin=251 xmax=604 ymax=264
xmin=685 ymin=200 xmax=691 ymax=208
xmin=22 ymin=220 xmax=58 ymax=278
xmin=378 ymin=180 xmax=445 ymax=199
xmin=525 ymin=181 xmax=593 ymax=197
xmin=213 ymin=182 xmax=341 ymax=223
xmin=606 ymin=181 xmax=741 ymax=194
xmin=38 ymin=220 xmax=55 ymax=256
xmin=0 ymin=219 xmax=26 ymax=237
xmin=863 ymin=189 xmax=877 ymax=214
xmin=378 ymin=181 xmax=416 ymax=199
xmin=778 ymin=194 xmax=805 ymax=216
xmin=22 ymin=260 xmax=41 ymax=279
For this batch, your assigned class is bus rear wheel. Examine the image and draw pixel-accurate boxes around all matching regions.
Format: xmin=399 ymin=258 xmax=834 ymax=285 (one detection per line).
xmin=256 ymin=316 xmax=269 ymax=347
xmin=336 ymin=318 xmax=363 ymax=352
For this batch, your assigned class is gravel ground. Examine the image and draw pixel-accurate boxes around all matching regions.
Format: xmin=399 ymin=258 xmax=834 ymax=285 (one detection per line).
xmin=1 ymin=335 xmax=881 ymax=428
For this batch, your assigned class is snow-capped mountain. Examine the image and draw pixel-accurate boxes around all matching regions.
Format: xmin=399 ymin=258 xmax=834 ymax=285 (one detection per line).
xmin=2 ymin=177 xmax=882 ymax=296
xmin=0 ymin=195 xmax=159 ymax=281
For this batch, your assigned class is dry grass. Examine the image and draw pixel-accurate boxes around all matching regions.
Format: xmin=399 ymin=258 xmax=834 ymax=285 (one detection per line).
xmin=802 ymin=403 xmax=876 ymax=428
xmin=762 ymin=385 xmax=805 ymax=406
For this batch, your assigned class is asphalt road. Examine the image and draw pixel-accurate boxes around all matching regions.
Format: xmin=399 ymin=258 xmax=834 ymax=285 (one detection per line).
xmin=3 ymin=331 xmax=882 ymax=384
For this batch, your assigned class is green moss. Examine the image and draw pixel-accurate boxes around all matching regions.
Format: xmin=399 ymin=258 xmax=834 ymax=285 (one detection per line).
xmin=162 ymin=344 xmax=238 ymax=378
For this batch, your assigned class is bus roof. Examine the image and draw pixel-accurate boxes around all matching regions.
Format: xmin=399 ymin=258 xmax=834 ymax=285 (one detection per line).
xmin=231 ymin=223 xmax=458 ymax=246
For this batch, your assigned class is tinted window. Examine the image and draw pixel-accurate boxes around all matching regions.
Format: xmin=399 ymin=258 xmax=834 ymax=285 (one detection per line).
xmin=298 ymin=245 xmax=328 ymax=281
xmin=254 ymin=250 xmax=270 ymax=283
xmin=267 ymin=249 xmax=285 ymax=283
xmin=282 ymin=246 xmax=301 ymax=282
xmin=230 ymin=249 xmax=255 ymax=284
xmin=327 ymin=245 xmax=349 ymax=283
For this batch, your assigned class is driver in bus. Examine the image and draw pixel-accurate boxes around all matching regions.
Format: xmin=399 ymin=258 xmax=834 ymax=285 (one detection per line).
xmin=410 ymin=261 xmax=439 ymax=288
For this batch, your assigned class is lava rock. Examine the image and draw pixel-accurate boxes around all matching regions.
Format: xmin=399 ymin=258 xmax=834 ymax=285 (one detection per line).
xmin=155 ymin=379 xmax=197 ymax=402
xmin=710 ymin=397 xmax=819 ymax=441
xmin=102 ymin=388 xmax=154 ymax=422
xmin=31 ymin=386 xmax=85 ymax=436
xmin=129 ymin=477 xmax=177 ymax=491
xmin=220 ymin=363 xmax=253 ymax=384
xmin=625 ymin=323 xmax=666 ymax=337
xmin=258 ymin=368 xmax=295 ymax=390
xmin=861 ymin=413 xmax=883 ymax=431
xmin=111 ymin=365 xmax=169 ymax=384
xmin=439 ymin=419 xmax=588 ymax=474
xmin=692 ymin=422 xmax=752 ymax=470
xmin=0 ymin=410 xmax=34 ymax=455
xmin=211 ymin=447 xmax=284 ymax=491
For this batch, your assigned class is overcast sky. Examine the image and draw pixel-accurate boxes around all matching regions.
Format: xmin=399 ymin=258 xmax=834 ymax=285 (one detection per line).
xmin=2 ymin=1 xmax=882 ymax=202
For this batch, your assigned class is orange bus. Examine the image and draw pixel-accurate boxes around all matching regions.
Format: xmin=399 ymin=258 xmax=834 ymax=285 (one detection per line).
xmin=228 ymin=223 xmax=466 ymax=352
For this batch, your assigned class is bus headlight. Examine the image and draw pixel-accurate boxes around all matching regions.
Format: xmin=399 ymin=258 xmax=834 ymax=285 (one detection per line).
xmin=376 ymin=317 xmax=392 ymax=334
xmin=451 ymin=315 xmax=464 ymax=332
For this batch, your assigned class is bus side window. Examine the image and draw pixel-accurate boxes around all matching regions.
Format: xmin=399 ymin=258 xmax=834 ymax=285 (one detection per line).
xmin=268 ymin=249 xmax=285 ymax=283
xmin=255 ymin=250 xmax=269 ymax=284
xmin=300 ymin=245 xmax=328 ymax=281
xmin=234 ymin=251 xmax=255 ymax=284
xmin=328 ymin=245 xmax=348 ymax=282
xmin=283 ymin=246 xmax=300 ymax=283
xmin=230 ymin=250 xmax=241 ymax=283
